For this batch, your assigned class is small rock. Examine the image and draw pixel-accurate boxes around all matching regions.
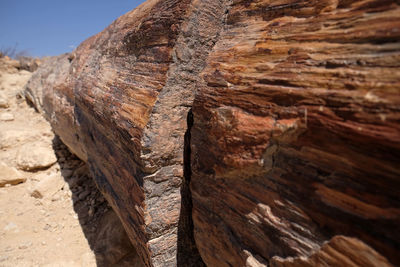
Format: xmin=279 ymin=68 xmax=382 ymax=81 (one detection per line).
xmin=0 ymin=162 xmax=26 ymax=187
xmin=18 ymin=241 xmax=32 ymax=249
xmin=31 ymin=174 xmax=65 ymax=199
xmin=16 ymin=142 xmax=57 ymax=171
xmin=78 ymin=190 xmax=90 ymax=200
xmin=0 ymin=92 xmax=8 ymax=108
xmin=0 ymin=255 xmax=9 ymax=262
xmin=0 ymin=129 xmax=41 ymax=149
xmin=72 ymin=164 xmax=88 ymax=177
xmin=51 ymin=194 xmax=61 ymax=202
xmin=61 ymin=168 xmax=73 ymax=178
xmin=0 ymin=113 xmax=14 ymax=121
xmin=88 ymin=208 xmax=94 ymax=217
xmin=4 ymin=222 xmax=18 ymax=232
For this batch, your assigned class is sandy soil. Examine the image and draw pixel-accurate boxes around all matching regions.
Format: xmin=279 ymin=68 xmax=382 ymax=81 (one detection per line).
xmin=0 ymin=58 xmax=137 ymax=266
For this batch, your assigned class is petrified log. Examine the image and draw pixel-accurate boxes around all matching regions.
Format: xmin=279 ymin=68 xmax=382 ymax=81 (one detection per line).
xmin=25 ymin=0 xmax=227 ymax=266
xmin=25 ymin=0 xmax=400 ymax=266
xmin=191 ymin=0 xmax=400 ymax=266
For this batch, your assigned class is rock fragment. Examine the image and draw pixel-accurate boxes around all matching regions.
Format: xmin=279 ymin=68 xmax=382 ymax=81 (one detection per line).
xmin=0 ymin=112 xmax=14 ymax=121
xmin=3 ymin=222 xmax=18 ymax=232
xmin=16 ymin=143 xmax=57 ymax=171
xmin=18 ymin=241 xmax=32 ymax=250
xmin=0 ymin=129 xmax=41 ymax=149
xmin=0 ymin=162 xmax=26 ymax=187
xmin=0 ymin=92 xmax=8 ymax=108
xmin=30 ymin=174 xmax=65 ymax=199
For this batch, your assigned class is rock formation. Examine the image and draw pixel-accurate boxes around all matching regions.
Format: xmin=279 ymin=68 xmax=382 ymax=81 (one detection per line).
xmin=26 ymin=0 xmax=228 ymax=266
xmin=191 ymin=0 xmax=400 ymax=266
xmin=25 ymin=0 xmax=400 ymax=266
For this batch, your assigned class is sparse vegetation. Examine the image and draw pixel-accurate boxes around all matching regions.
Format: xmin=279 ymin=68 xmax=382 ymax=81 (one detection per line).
xmin=0 ymin=44 xmax=31 ymax=59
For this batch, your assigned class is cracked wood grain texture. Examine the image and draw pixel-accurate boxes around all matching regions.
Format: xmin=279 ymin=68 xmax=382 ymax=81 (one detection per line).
xmin=25 ymin=0 xmax=227 ymax=266
xmin=191 ymin=0 xmax=400 ymax=266
xmin=25 ymin=0 xmax=400 ymax=266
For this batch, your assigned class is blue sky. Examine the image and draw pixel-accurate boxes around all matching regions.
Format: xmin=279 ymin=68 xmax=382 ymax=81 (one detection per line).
xmin=0 ymin=0 xmax=145 ymax=57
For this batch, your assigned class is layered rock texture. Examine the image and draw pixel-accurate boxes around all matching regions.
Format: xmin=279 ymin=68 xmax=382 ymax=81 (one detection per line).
xmin=191 ymin=0 xmax=400 ymax=266
xmin=26 ymin=0 xmax=227 ymax=266
xmin=25 ymin=0 xmax=400 ymax=266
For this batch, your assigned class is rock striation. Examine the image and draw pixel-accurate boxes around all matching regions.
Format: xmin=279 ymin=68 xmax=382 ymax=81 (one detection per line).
xmin=25 ymin=0 xmax=400 ymax=266
xmin=26 ymin=0 xmax=228 ymax=266
xmin=191 ymin=0 xmax=400 ymax=266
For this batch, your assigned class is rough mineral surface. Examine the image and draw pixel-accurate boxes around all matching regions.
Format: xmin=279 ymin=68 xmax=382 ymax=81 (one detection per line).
xmin=16 ymin=142 xmax=57 ymax=171
xmin=191 ymin=0 xmax=400 ymax=266
xmin=0 ymin=162 xmax=26 ymax=187
xmin=25 ymin=0 xmax=227 ymax=266
xmin=25 ymin=0 xmax=400 ymax=266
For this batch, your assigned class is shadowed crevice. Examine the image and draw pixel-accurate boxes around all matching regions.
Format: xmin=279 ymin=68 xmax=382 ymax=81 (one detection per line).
xmin=177 ymin=109 xmax=205 ymax=266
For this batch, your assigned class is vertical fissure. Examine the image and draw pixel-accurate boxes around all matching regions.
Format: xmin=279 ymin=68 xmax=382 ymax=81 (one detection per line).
xmin=177 ymin=109 xmax=205 ymax=266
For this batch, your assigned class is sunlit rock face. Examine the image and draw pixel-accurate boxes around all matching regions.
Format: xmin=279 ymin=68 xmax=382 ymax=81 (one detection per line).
xmin=26 ymin=0 xmax=400 ymax=266
xmin=191 ymin=0 xmax=400 ymax=266
xmin=25 ymin=0 xmax=228 ymax=266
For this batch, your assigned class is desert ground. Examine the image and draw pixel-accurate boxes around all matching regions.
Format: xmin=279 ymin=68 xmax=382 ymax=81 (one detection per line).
xmin=0 ymin=57 xmax=136 ymax=266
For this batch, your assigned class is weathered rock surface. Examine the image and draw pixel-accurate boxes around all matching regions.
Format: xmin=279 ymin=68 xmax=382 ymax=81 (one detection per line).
xmin=0 ymin=128 xmax=43 ymax=149
xmin=270 ymin=236 xmax=393 ymax=267
xmin=26 ymin=0 xmax=227 ymax=266
xmin=0 ymin=112 xmax=14 ymax=121
xmin=0 ymin=162 xmax=26 ymax=187
xmin=191 ymin=0 xmax=400 ymax=266
xmin=16 ymin=142 xmax=57 ymax=171
xmin=30 ymin=173 xmax=65 ymax=199
xmin=0 ymin=91 xmax=8 ymax=108
xmin=25 ymin=0 xmax=400 ymax=266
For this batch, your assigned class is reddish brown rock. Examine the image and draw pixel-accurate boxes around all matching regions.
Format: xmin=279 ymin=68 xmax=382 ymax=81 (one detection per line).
xmin=191 ymin=0 xmax=400 ymax=266
xmin=25 ymin=0 xmax=228 ymax=266
xmin=270 ymin=236 xmax=394 ymax=267
xmin=26 ymin=0 xmax=400 ymax=266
